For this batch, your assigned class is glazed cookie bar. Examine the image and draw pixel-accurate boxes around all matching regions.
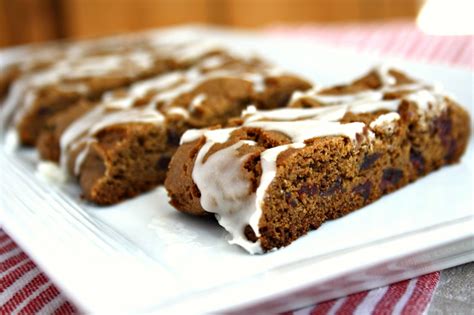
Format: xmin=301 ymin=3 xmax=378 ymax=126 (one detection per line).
xmin=165 ymin=67 xmax=470 ymax=253
xmin=0 ymin=31 xmax=182 ymax=99
xmin=2 ymin=40 xmax=224 ymax=146
xmin=36 ymin=52 xmax=267 ymax=162
xmin=44 ymin=53 xmax=311 ymax=205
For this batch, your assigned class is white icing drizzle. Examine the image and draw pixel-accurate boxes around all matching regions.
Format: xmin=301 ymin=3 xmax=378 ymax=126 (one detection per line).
xmin=243 ymin=73 xmax=266 ymax=92
xmin=181 ymin=127 xmax=236 ymax=145
xmin=166 ymin=107 xmax=190 ymax=119
xmin=243 ymin=98 xmax=400 ymax=124
xmin=369 ymin=112 xmax=400 ymax=135
xmin=199 ymin=55 xmax=227 ymax=69
xmin=1 ymin=80 xmax=27 ymax=131
xmin=245 ymin=120 xmax=369 ymax=142
xmin=250 ymin=142 xmax=304 ymax=250
xmin=104 ymin=71 xmax=185 ymax=109
xmin=56 ymin=51 xmax=284 ymax=176
xmin=187 ymin=118 xmax=368 ymax=254
xmin=192 ymin=140 xmax=261 ymax=253
xmin=290 ymin=88 xmax=380 ymax=106
xmin=90 ymin=108 xmax=164 ymax=135
xmin=288 ymin=64 xmax=438 ymax=114
xmin=3 ymin=129 xmax=20 ymax=153
xmin=190 ymin=93 xmax=207 ymax=111
xmin=374 ymin=64 xmax=397 ymax=86
xmin=2 ymin=38 xmax=230 ymax=133
xmin=152 ymin=67 xmax=279 ymax=109
xmin=187 ymin=66 xmax=451 ymax=254
xmin=4 ymin=52 xmax=154 ymax=128
xmin=36 ymin=161 xmax=68 ymax=184
xmin=60 ymin=106 xmax=165 ymax=175
xmin=406 ymin=89 xmax=436 ymax=110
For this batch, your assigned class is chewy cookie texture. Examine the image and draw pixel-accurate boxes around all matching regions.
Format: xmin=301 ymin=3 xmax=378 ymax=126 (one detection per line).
xmin=165 ymin=67 xmax=470 ymax=253
xmin=32 ymin=49 xmax=310 ymax=204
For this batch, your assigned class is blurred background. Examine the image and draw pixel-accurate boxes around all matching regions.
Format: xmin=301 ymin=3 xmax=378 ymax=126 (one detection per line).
xmin=0 ymin=0 xmax=425 ymax=47
xmin=1 ymin=0 xmax=472 ymax=48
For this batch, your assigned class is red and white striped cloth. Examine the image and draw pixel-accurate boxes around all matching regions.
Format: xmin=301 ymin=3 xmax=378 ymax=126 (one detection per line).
xmin=0 ymin=228 xmax=440 ymax=314
xmin=289 ymin=273 xmax=439 ymax=315
xmin=266 ymin=21 xmax=473 ymax=70
xmin=0 ymin=230 xmax=76 ymax=314
xmin=1 ymin=21 xmax=472 ymax=314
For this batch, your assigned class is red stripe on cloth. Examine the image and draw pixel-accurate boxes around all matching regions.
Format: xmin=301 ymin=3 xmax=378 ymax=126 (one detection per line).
xmin=0 ymin=252 xmax=29 ymax=273
xmin=0 ymin=230 xmax=78 ymax=314
xmin=17 ymin=284 xmax=61 ymax=315
xmin=372 ymin=279 xmax=410 ymax=314
xmin=265 ymin=22 xmax=474 ymax=69
xmin=335 ymin=291 xmax=369 ymax=314
xmin=1 ymin=260 xmax=37 ymax=292
xmin=401 ymin=272 xmax=440 ymax=315
xmin=0 ymin=233 xmax=10 ymax=244
xmin=447 ymin=41 xmax=467 ymax=66
xmin=425 ymin=37 xmax=446 ymax=62
xmin=53 ymin=301 xmax=78 ymax=315
xmin=404 ymin=34 xmax=423 ymax=59
xmin=0 ymin=241 xmax=17 ymax=255
xmin=1 ymin=273 xmax=49 ymax=313
xmin=460 ymin=40 xmax=474 ymax=65
xmin=436 ymin=37 xmax=458 ymax=64
xmin=310 ymin=299 xmax=337 ymax=315
xmin=379 ymin=29 xmax=403 ymax=54
xmin=410 ymin=36 xmax=430 ymax=60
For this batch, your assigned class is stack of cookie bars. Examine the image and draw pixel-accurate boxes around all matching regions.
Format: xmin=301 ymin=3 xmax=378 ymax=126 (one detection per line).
xmin=2 ymin=32 xmax=469 ymax=253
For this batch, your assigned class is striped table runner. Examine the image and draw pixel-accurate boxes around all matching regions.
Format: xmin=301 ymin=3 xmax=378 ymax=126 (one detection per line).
xmin=290 ymin=273 xmax=440 ymax=315
xmin=0 ymin=228 xmax=442 ymax=314
xmin=0 ymin=229 xmax=76 ymax=314
xmin=266 ymin=21 xmax=473 ymax=69
xmin=1 ymin=21 xmax=472 ymax=314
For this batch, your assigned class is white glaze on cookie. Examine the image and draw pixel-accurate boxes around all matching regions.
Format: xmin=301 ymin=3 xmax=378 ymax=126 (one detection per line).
xmin=56 ymin=52 xmax=292 ymax=176
xmin=184 ymin=66 xmax=450 ymax=254
xmin=186 ymin=119 xmax=368 ymax=254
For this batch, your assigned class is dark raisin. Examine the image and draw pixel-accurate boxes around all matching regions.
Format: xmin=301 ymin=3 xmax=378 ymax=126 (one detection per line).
xmin=167 ymin=130 xmax=181 ymax=146
xmin=155 ymin=155 xmax=171 ymax=171
xmin=191 ymin=185 xmax=201 ymax=198
xmin=319 ymin=177 xmax=343 ymax=196
xmin=283 ymin=192 xmax=298 ymax=207
xmin=410 ymin=149 xmax=425 ymax=175
xmin=244 ymin=225 xmax=258 ymax=242
xmin=435 ymin=114 xmax=452 ymax=142
xmin=352 ymin=181 xmax=372 ymax=201
xmin=434 ymin=114 xmax=458 ymax=162
xmin=298 ymin=184 xmax=318 ymax=196
xmin=360 ymin=153 xmax=381 ymax=171
xmin=381 ymin=168 xmax=404 ymax=190
xmin=37 ymin=107 xmax=51 ymax=116
xmin=444 ymin=139 xmax=457 ymax=162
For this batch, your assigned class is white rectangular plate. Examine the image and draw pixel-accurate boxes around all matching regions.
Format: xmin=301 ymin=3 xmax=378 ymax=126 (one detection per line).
xmin=1 ymin=26 xmax=473 ymax=314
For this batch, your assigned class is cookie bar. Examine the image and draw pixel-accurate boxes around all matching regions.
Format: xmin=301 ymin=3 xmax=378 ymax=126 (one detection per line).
xmin=2 ymin=40 xmax=224 ymax=146
xmin=35 ymin=52 xmax=262 ymax=162
xmin=51 ymin=54 xmax=311 ymax=204
xmin=165 ymin=67 xmax=470 ymax=253
xmin=0 ymin=31 xmax=176 ymax=99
